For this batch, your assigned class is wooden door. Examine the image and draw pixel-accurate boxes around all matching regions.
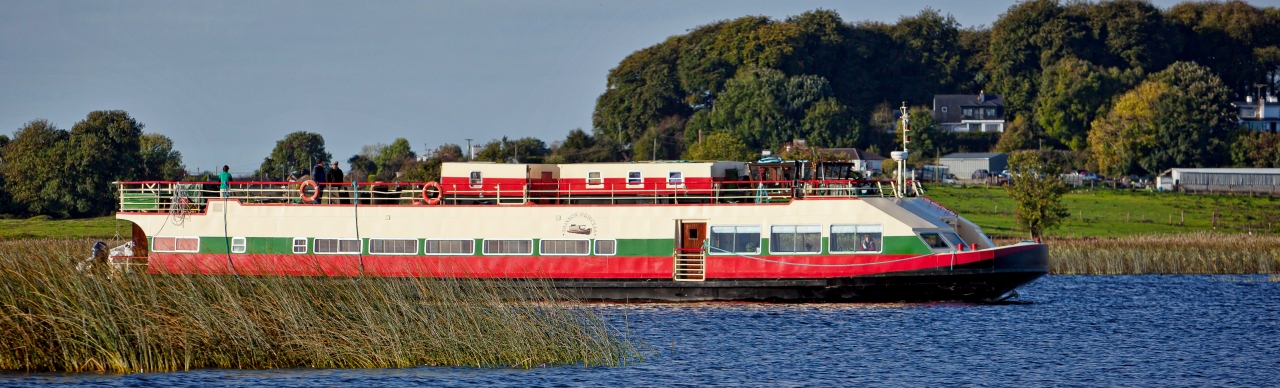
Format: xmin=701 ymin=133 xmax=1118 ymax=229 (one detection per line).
xmin=680 ymin=222 xmax=707 ymax=250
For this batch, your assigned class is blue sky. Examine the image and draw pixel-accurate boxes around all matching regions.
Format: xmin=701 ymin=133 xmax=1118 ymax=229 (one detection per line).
xmin=0 ymin=0 xmax=1256 ymax=174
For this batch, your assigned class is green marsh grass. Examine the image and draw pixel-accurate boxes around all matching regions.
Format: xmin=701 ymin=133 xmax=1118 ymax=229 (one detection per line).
xmin=998 ymin=232 xmax=1280 ymax=274
xmin=0 ymin=239 xmax=639 ymax=373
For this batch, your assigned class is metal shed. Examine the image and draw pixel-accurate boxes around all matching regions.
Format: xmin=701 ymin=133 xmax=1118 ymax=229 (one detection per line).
xmin=1158 ymin=168 xmax=1280 ymax=194
xmin=938 ymin=153 xmax=1007 ymax=179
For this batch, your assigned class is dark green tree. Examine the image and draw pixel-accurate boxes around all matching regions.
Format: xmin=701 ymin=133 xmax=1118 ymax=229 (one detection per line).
xmin=346 ymin=154 xmax=376 ymax=182
xmin=257 ymin=132 xmax=332 ymax=180
xmin=1034 ymin=57 xmax=1130 ymax=151
xmin=0 ymin=120 xmax=72 ymax=217
xmin=138 ymin=133 xmax=186 ymax=181
xmin=64 ymin=111 xmax=145 ymax=217
xmin=475 ymin=136 xmax=550 ymax=163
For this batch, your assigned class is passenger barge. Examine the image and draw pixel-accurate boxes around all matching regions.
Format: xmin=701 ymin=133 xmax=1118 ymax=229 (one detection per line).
xmin=112 ymin=160 xmax=1046 ymax=302
xmin=112 ymin=110 xmax=1046 ymax=302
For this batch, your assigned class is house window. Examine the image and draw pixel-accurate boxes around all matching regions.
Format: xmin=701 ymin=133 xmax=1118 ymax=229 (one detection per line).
xmin=984 ymin=108 xmax=997 ymax=118
xmin=469 ymin=171 xmax=482 ymax=187
xmin=627 ymin=171 xmax=642 ymax=186
xmin=231 ymin=237 xmax=246 ymax=253
xmin=984 ymin=123 xmax=1000 ymax=132
xmin=315 ymin=238 xmax=361 ymax=254
xmin=483 ymin=239 xmax=533 ymax=255
xmin=941 ymin=107 xmax=948 ymax=113
xmin=152 ymin=236 xmax=200 ymax=253
xmin=962 ymin=108 xmax=973 ymax=118
xmin=709 ymin=225 xmax=761 ymax=254
xmin=425 ymin=239 xmax=473 ymax=254
xmin=831 ymin=225 xmax=883 ymax=253
xmin=293 ymin=238 xmax=308 ymax=254
xmin=540 ymin=239 xmax=590 ymax=255
xmin=667 ymin=171 xmax=684 ymax=186
xmin=595 ymin=239 xmax=617 ymax=256
xmin=369 ymin=239 xmax=418 ymax=255
xmin=770 ymin=225 xmax=821 ymax=254
xmin=587 ymin=171 xmax=603 ymax=187
xmin=969 ymin=123 xmax=982 ymax=132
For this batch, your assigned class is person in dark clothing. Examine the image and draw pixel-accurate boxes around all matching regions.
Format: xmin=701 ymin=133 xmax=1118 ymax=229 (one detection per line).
xmin=326 ymin=161 xmax=345 ymax=204
xmin=311 ymin=161 xmax=326 ymax=204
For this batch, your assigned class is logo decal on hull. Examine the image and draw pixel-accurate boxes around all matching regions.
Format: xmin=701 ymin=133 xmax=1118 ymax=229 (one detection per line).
xmin=561 ymin=213 xmax=597 ymax=237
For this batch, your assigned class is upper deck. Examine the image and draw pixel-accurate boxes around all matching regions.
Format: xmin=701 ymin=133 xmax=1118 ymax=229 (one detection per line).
xmin=115 ymin=161 xmax=923 ymax=213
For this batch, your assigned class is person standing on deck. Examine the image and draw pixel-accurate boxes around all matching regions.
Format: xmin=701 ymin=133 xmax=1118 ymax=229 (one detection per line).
xmin=326 ymin=161 xmax=345 ymax=204
xmin=311 ymin=161 xmax=326 ymax=204
xmin=218 ymin=165 xmax=232 ymax=198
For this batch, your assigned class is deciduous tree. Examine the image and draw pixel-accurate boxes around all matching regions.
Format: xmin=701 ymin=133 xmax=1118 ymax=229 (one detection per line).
xmin=683 ymin=132 xmax=754 ymax=161
xmin=257 ymin=132 xmax=332 ymax=180
xmin=1005 ymin=150 xmax=1070 ymax=238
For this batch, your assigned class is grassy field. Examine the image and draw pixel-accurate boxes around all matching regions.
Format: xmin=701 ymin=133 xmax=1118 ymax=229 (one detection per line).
xmin=925 ymin=185 xmax=1280 ymax=238
xmin=0 ymin=216 xmax=131 ymax=240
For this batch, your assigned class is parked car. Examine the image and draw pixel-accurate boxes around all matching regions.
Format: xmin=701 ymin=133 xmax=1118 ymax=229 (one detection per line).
xmin=971 ymin=169 xmax=990 ymax=180
xmin=942 ymin=174 xmax=957 ymax=185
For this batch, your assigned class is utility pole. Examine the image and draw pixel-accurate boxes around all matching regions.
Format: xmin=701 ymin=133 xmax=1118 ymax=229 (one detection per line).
xmin=465 ymin=139 xmax=473 ymax=161
xmin=653 ymin=137 xmax=657 ymax=161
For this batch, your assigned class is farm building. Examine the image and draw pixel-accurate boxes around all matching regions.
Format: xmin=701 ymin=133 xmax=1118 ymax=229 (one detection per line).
xmin=1157 ymin=168 xmax=1280 ymax=194
xmin=938 ymin=153 xmax=1008 ymax=179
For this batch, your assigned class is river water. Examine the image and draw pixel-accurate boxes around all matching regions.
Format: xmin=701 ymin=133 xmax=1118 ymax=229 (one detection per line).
xmin=5 ymin=275 xmax=1279 ymax=387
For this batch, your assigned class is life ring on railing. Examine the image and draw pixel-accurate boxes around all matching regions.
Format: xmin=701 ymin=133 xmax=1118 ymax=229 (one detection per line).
xmin=422 ymin=181 xmax=443 ymax=205
xmin=299 ymin=180 xmax=319 ymax=203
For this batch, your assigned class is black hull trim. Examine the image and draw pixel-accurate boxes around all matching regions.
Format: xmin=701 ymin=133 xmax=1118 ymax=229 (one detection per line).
xmin=553 ymin=244 xmax=1049 ymax=302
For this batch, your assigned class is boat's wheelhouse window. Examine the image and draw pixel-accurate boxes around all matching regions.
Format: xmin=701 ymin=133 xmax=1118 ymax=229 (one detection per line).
xmin=425 ymin=239 xmax=473 ymax=254
xmin=370 ymin=239 xmax=418 ymax=255
xmin=469 ymin=171 xmax=482 ymax=187
xmin=919 ymin=233 xmax=950 ymax=249
xmin=627 ymin=171 xmax=642 ymax=186
xmin=587 ymin=171 xmax=603 ymax=187
xmin=667 ymin=171 xmax=684 ymax=186
xmin=153 ymin=236 xmax=200 ymax=253
xmin=770 ymin=225 xmax=820 ymax=253
xmin=541 ymin=239 xmax=589 ymax=255
xmin=315 ymin=238 xmax=361 ymax=254
xmin=941 ymin=232 xmax=966 ymax=248
xmin=595 ymin=239 xmax=616 ymax=256
xmin=483 ymin=239 xmax=533 ymax=255
xmin=292 ymin=238 xmax=308 ymax=254
xmin=831 ymin=224 xmax=883 ymax=253
xmin=231 ymin=237 xmax=247 ymax=253
xmin=709 ymin=225 xmax=761 ymax=254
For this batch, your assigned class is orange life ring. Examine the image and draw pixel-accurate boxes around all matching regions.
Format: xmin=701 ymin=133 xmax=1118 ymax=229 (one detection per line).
xmin=299 ymin=180 xmax=319 ymax=203
xmin=422 ymin=181 xmax=443 ymax=205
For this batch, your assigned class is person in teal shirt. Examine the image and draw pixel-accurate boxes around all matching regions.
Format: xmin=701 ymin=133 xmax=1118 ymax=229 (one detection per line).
xmin=219 ymin=165 xmax=232 ymax=198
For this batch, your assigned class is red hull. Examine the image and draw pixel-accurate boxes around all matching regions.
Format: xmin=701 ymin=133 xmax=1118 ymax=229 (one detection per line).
xmin=147 ymin=244 xmax=1044 ymax=280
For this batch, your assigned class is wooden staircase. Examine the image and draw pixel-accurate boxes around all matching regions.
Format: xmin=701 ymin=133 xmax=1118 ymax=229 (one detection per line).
xmin=673 ymin=248 xmax=706 ymax=281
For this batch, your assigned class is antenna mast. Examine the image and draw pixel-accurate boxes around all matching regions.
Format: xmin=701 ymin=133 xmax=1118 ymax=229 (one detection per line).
xmin=891 ymin=102 xmax=910 ymax=197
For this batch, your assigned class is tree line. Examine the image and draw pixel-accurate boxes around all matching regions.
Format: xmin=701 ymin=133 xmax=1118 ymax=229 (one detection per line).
xmin=589 ymin=0 xmax=1280 ymax=176
xmin=0 ymin=112 xmax=183 ymax=218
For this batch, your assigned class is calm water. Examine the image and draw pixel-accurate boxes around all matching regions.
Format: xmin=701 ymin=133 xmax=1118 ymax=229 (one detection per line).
xmin=5 ymin=275 xmax=1279 ymax=387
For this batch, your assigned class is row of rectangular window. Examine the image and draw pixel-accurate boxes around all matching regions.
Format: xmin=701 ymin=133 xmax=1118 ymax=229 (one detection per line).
xmin=188 ymin=237 xmax=617 ymax=256
xmin=708 ymin=224 xmax=884 ymax=254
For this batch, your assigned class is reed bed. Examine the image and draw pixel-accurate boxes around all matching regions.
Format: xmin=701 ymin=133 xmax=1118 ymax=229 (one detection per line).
xmin=0 ymin=239 xmax=639 ymax=373
xmin=998 ymin=232 xmax=1280 ymax=274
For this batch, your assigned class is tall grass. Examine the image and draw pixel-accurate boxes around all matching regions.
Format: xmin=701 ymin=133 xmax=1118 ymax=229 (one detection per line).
xmin=999 ymin=232 xmax=1280 ymax=274
xmin=0 ymin=239 xmax=639 ymax=373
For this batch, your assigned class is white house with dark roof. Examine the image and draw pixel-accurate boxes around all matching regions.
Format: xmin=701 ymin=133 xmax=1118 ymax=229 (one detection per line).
xmin=1234 ymin=95 xmax=1280 ymax=132
xmin=932 ymin=92 xmax=1006 ymax=133
xmin=820 ymin=148 xmax=887 ymax=173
